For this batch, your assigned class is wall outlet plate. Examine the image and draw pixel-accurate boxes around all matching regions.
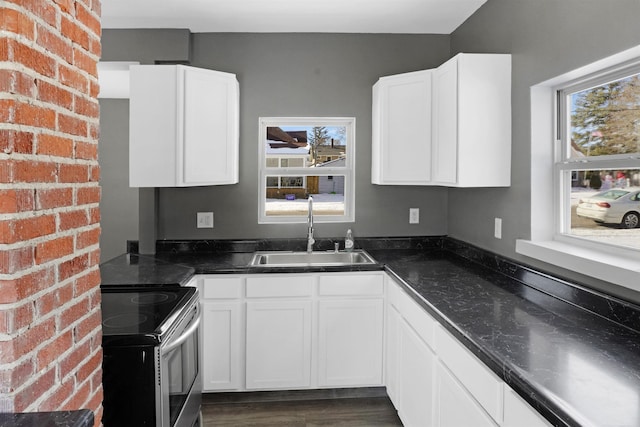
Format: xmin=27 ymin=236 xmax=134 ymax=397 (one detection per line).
xmin=409 ymin=208 xmax=420 ymax=224
xmin=494 ymin=217 xmax=502 ymax=239
xmin=197 ymin=212 xmax=214 ymax=228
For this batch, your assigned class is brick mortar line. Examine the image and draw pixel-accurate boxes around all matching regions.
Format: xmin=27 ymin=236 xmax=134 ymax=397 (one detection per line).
xmin=0 ymin=182 xmax=100 ymax=190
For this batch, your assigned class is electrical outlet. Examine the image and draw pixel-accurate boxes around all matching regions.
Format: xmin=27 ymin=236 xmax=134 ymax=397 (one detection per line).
xmin=494 ymin=217 xmax=502 ymax=239
xmin=409 ymin=208 xmax=420 ymax=224
xmin=197 ymin=212 xmax=214 ymax=228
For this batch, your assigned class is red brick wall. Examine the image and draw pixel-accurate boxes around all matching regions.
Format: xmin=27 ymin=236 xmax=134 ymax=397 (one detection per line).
xmin=0 ymin=0 xmax=103 ymax=423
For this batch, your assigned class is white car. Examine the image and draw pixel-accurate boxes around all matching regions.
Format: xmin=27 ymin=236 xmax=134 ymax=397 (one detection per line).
xmin=576 ymin=187 xmax=640 ymax=229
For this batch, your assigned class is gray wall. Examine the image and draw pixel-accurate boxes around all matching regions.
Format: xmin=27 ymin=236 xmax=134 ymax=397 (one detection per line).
xmin=98 ymin=99 xmax=138 ymax=262
xmin=100 ymin=31 xmax=451 ymax=245
xmin=99 ymin=1 xmax=640 ymax=301
xmin=449 ymin=0 xmax=640 ymax=301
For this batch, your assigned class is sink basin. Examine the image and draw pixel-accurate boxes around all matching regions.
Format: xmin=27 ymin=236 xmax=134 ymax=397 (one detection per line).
xmin=248 ymin=250 xmax=377 ymax=267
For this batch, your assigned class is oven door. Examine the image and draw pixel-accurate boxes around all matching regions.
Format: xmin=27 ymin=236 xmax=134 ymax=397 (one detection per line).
xmin=158 ymin=303 xmax=202 ymax=427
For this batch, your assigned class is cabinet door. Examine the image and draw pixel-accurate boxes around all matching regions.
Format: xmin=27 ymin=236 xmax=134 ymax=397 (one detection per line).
xmin=372 ymin=70 xmax=432 ymax=185
xmin=385 ymin=303 xmax=401 ymax=408
xmin=435 ymin=361 xmax=497 ymax=427
xmin=181 ymin=67 xmax=239 ymax=186
xmin=245 ymin=300 xmax=312 ymax=390
xmin=129 ymin=65 xmax=239 ymax=187
xmin=201 ymin=301 xmax=242 ymax=391
xmin=397 ymin=318 xmax=436 ymax=427
xmin=318 ymin=299 xmax=384 ymax=387
xmin=504 ymin=388 xmax=551 ymax=427
xmin=432 ymin=58 xmax=458 ymax=185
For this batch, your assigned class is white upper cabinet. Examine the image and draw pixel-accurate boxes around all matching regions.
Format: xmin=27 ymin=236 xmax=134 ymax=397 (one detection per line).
xmin=129 ymin=65 xmax=239 ymax=187
xmin=372 ymin=53 xmax=511 ymax=187
xmin=432 ymin=53 xmax=511 ymax=187
xmin=372 ymin=70 xmax=433 ymax=185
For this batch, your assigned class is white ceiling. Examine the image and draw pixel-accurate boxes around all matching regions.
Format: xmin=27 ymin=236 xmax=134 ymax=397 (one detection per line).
xmin=100 ymin=0 xmax=486 ymax=34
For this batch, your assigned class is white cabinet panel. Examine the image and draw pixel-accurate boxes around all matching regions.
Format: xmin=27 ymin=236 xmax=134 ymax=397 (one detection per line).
xmin=129 ymin=64 xmax=239 ymax=187
xmin=246 ymin=274 xmax=314 ymax=298
xmin=182 ymin=66 xmax=239 ymax=185
xmin=385 ymin=303 xmax=401 ymax=407
xmin=431 ymin=58 xmax=458 ymax=185
xmin=435 ymin=324 xmax=504 ymax=424
xmin=504 ymin=387 xmax=552 ymax=427
xmin=372 ymin=70 xmax=433 ymax=185
xmin=202 ymin=276 xmax=243 ymax=299
xmin=201 ymin=301 xmax=242 ymax=391
xmin=397 ymin=317 xmax=436 ymax=427
xmin=318 ymin=299 xmax=384 ymax=387
xmin=318 ymin=272 xmax=384 ymax=296
xmin=245 ymin=300 xmax=312 ymax=390
xmin=431 ymin=53 xmax=511 ymax=187
xmin=436 ymin=361 xmax=497 ymax=427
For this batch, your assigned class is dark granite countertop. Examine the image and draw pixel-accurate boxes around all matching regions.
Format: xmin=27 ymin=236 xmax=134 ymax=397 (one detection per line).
xmin=99 ymin=237 xmax=640 ymax=427
xmin=0 ymin=410 xmax=93 ymax=427
xmin=100 ymin=253 xmax=195 ymax=286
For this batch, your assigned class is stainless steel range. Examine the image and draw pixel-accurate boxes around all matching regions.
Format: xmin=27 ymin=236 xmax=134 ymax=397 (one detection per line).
xmin=101 ymin=286 xmax=202 ymax=427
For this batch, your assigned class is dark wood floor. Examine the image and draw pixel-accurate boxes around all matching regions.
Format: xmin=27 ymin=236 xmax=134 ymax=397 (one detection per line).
xmin=201 ymin=388 xmax=403 ymax=426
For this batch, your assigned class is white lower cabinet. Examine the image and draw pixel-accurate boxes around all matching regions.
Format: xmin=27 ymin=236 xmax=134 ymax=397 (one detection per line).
xmin=197 ymin=271 xmax=384 ymax=392
xmin=385 ymin=274 xmax=549 ymax=427
xmin=246 ymin=300 xmax=313 ymax=389
xmin=201 ymin=301 xmax=242 ymax=391
xmin=503 ymin=388 xmax=552 ymax=427
xmin=197 ymin=271 xmax=550 ymax=426
xmin=435 ymin=361 xmax=497 ymax=427
xmin=198 ymin=276 xmax=244 ymax=392
xmin=318 ymin=299 xmax=384 ymax=387
xmin=397 ymin=317 xmax=436 ymax=427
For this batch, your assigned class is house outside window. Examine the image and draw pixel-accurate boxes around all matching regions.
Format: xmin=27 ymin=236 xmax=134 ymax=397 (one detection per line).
xmin=258 ymin=117 xmax=355 ymax=224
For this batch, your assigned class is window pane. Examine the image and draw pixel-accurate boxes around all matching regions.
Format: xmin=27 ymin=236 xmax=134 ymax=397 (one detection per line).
xmin=266 ymin=126 xmax=347 ymax=168
xmin=266 ymin=158 xmax=278 ymax=168
xmin=570 ymin=73 xmax=640 ymax=158
xmin=265 ymin=176 xmax=345 ymax=217
xmin=570 ymin=168 xmax=640 ymax=249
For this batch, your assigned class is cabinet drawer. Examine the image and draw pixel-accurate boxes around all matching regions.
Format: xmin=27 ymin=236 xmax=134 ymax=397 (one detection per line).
xmin=435 ymin=324 xmax=504 ymax=424
xmin=246 ymin=275 xmax=314 ymax=298
xmin=397 ymin=286 xmax=435 ymax=349
xmin=202 ymin=276 xmax=243 ymax=299
xmin=318 ymin=273 xmax=383 ymax=296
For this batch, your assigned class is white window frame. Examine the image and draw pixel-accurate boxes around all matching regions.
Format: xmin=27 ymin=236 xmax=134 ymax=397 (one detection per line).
xmin=258 ymin=117 xmax=356 ymax=224
xmin=517 ymin=45 xmax=640 ymax=292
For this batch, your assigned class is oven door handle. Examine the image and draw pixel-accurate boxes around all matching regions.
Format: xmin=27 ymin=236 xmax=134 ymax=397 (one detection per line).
xmin=162 ymin=315 xmax=201 ymax=355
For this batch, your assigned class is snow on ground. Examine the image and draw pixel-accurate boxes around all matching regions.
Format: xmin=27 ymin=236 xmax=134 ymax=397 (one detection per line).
xmin=265 ymin=193 xmax=344 ymax=213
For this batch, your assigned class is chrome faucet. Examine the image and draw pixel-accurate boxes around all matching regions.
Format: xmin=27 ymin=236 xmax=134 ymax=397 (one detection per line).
xmin=307 ymin=196 xmax=315 ymax=253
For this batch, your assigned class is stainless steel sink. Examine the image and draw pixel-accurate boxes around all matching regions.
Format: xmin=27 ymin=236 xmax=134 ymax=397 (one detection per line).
xmin=248 ymin=250 xmax=377 ymax=267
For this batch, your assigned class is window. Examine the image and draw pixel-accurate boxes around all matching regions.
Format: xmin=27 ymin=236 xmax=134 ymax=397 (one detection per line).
xmin=518 ymin=45 xmax=640 ymax=292
xmin=258 ymin=117 xmax=355 ymax=224
xmin=558 ymin=66 xmax=640 ymax=250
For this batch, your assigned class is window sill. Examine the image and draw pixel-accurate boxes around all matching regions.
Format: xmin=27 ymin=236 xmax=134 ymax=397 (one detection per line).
xmin=516 ymin=239 xmax=640 ymax=292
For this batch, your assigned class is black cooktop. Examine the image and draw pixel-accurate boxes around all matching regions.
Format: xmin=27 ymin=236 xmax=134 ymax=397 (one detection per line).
xmin=101 ymin=286 xmax=197 ymax=346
